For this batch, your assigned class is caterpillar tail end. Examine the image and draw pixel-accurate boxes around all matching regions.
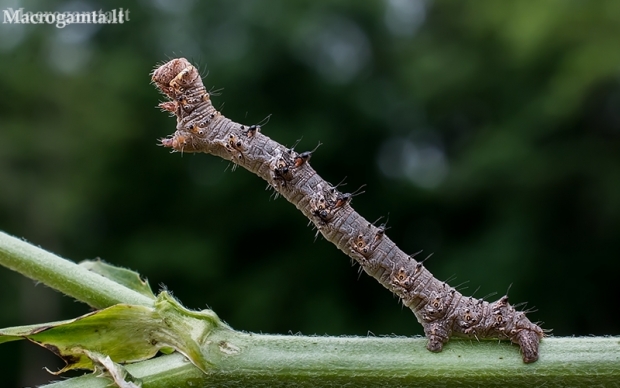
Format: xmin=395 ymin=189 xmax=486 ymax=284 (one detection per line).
xmin=514 ymin=328 xmax=542 ymax=363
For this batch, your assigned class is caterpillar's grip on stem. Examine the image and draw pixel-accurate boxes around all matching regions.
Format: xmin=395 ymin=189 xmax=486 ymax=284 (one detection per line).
xmin=151 ymin=58 xmax=544 ymax=363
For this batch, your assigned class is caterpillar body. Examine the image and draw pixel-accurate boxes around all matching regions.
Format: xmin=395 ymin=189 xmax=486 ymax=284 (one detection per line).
xmin=152 ymin=58 xmax=544 ymax=363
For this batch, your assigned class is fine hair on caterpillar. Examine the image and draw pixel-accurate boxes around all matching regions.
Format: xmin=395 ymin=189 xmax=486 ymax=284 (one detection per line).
xmin=152 ymin=58 xmax=545 ymax=363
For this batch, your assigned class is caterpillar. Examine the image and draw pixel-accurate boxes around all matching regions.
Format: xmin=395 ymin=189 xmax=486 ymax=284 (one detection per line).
xmin=152 ymin=58 xmax=545 ymax=363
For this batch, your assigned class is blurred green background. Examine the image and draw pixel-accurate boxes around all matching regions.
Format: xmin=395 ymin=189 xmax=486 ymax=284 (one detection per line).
xmin=1 ymin=0 xmax=620 ymax=385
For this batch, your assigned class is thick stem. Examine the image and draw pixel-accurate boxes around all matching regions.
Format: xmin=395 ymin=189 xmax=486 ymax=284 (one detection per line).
xmin=0 ymin=231 xmax=153 ymax=309
xmin=0 ymin=229 xmax=616 ymax=386
xmin=41 ymin=336 xmax=620 ymax=387
xmin=151 ymin=58 xmax=544 ymax=363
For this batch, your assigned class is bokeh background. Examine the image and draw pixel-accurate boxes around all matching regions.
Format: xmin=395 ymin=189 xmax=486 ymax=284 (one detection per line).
xmin=1 ymin=0 xmax=620 ymax=385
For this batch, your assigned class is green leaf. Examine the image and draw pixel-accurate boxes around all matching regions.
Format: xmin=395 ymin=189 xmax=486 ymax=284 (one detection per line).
xmin=79 ymin=259 xmax=156 ymax=300
xmin=0 ymin=292 xmax=229 ymax=374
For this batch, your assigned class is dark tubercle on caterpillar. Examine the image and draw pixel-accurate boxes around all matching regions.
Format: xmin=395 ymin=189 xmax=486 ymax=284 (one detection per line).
xmin=152 ymin=58 xmax=545 ymax=363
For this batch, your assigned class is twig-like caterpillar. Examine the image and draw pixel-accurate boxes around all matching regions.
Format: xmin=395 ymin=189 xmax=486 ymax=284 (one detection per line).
xmin=151 ymin=58 xmax=544 ymax=363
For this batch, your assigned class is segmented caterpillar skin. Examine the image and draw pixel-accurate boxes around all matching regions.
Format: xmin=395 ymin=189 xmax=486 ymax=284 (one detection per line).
xmin=152 ymin=58 xmax=544 ymax=363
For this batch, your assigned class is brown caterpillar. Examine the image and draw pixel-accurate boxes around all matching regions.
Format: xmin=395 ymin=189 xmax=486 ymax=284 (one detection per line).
xmin=152 ymin=58 xmax=544 ymax=363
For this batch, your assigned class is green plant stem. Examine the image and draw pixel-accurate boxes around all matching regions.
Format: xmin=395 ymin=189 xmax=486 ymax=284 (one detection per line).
xmin=41 ymin=336 xmax=620 ymax=387
xmin=2 ymin=232 xmax=619 ymax=386
xmin=0 ymin=231 xmax=153 ymax=309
